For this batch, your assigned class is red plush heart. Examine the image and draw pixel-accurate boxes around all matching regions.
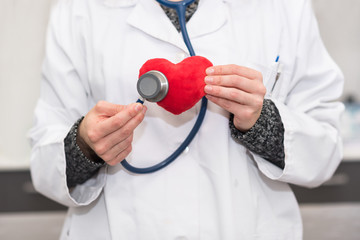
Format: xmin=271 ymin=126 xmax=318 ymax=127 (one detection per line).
xmin=139 ymin=56 xmax=213 ymax=115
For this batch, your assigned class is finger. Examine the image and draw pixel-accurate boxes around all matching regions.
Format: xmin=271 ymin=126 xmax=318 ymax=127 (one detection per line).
xmin=206 ymin=94 xmax=262 ymax=131
xmin=94 ymin=100 xmax=127 ymax=117
xmin=91 ymin=105 xmax=146 ymax=155
xmin=206 ymin=94 xmax=259 ymax=118
xmin=96 ymin=103 xmax=145 ymax=138
xmin=99 ymin=106 xmax=145 ymax=154
xmin=106 ymin=145 xmax=133 ymax=166
xmin=206 ymin=65 xmax=261 ymax=80
xmin=205 ymin=95 xmax=244 ymax=115
xmin=204 ymin=85 xmax=257 ymax=106
xmin=98 ymin=134 xmax=133 ymax=162
xmin=204 ymin=75 xmax=260 ymax=94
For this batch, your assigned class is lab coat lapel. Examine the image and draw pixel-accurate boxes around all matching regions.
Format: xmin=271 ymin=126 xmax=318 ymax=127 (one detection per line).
xmin=127 ymin=0 xmax=228 ymax=53
xmin=187 ymin=0 xmax=227 ymax=39
xmin=127 ymin=0 xmax=189 ymax=53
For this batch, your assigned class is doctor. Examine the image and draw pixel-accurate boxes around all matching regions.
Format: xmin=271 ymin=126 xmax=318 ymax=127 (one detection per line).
xmin=30 ymin=0 xmax=344 ymax=239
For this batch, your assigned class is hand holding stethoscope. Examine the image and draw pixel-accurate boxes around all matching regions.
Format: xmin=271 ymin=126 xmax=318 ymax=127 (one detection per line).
xmin=77 ymin=0 xmax=204 ymax=172
xmin=76 ymin=0 xmax=266 ymax=173
xmin=77 ymin=102 xmax=147 ymax=167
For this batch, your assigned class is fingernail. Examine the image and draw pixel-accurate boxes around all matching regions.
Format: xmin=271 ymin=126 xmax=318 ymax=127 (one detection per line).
xmin=204 ymin=85 xmax=212 ymax=92
xmin=134 ymin=103 xmax=143 ymax=112
xmin=206 ymin=67 xmax=214 ymax=75
xmin=205 ymin=76 xmax=213 ymax=83
xmin=205 ymin=95 xmax=214 ymax=101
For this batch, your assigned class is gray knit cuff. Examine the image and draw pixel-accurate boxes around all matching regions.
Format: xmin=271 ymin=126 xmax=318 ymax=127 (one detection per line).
xmin=229 ymin=99 xmax=285 ymax=169
xmin=64 ymin=117 xmax=105 ymax=188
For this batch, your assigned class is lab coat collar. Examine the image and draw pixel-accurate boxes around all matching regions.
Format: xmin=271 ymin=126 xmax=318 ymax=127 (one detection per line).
xmin=187 ymin=0 xmax=228 ymax=38
xmin=126 ymin=0 xmax=228 ymax=53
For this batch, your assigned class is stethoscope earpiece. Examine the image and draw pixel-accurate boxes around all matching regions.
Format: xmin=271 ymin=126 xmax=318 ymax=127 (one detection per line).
xmin=137 ymin=70 xmax=169 ymax=103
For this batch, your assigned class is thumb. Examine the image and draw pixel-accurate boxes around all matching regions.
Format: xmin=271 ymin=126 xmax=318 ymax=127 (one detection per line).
xmin=94 ymin=100 xmax=128 ymax=117
xmin=95 ymin=101 xmax=144 ymax=118
xmin=126 ymin=103 xmax=145 ymax=118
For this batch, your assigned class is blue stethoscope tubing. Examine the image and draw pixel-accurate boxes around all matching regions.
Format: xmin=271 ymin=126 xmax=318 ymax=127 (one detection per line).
xmin=157 ymin=0 xmax=196 ymax=57
xmin=121 ymin=0 xmax=208 ymax=174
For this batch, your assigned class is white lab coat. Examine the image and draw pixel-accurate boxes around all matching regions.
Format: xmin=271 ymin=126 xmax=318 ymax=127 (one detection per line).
xmin=29 ymin=0 xmax=344 ymax=239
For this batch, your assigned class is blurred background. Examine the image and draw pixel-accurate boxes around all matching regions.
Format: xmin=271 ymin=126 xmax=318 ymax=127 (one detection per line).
xmin=0 ymin=0 xmax=359 ymax=239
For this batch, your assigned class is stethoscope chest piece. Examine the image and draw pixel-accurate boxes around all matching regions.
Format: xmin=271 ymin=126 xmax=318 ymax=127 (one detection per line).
xmin=137 ymin=70 xmax=169 ymax=102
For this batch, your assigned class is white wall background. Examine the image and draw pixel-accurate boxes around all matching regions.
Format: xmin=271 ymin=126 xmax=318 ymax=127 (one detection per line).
xmin=312 ymin=0 xmax=360 ymax=102
xmin=0 ymin=0 xmax=54 ymax=169
xmin=0 ymin=0 xmax=359 ymax=169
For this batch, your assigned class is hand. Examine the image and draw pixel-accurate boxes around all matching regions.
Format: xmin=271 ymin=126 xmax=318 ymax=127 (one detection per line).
xmin=78 ymin=101 xmax=147 ymax=166
xmin=204 ymin=64 xmax=266 ymax=132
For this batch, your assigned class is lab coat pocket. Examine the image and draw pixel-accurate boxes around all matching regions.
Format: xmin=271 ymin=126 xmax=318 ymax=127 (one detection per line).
xmin=247 ymin=61 xmax=289 ymax=102
xmin=266 ymin=63 xmax=290 ymax=103
xmin=264 ymin=62 xmax=282 ymax=99
xmin=263 ymin=62 xmax=289 ymax=102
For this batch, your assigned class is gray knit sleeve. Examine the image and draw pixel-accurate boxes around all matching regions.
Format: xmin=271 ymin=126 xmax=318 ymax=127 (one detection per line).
xmin=229 ymin=99 xmax=285 ymax=169
xmin=64 ymin=117 xmax=105 ymax=188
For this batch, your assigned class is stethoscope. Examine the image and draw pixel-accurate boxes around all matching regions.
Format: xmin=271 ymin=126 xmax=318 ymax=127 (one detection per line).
xmin=120 ymin=0 xmax=208 ymax=174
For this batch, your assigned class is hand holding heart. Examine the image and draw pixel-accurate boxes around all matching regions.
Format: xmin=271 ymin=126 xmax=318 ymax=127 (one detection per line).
xmin=204 ymin=64 xmax=266 ymax=132
xmin=140 ymin=57 xmax=265 ymax=132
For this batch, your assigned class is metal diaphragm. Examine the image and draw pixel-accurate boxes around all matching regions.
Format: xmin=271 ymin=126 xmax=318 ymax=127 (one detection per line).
xmin=137 ymin=70 xmax=169 ymax=102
